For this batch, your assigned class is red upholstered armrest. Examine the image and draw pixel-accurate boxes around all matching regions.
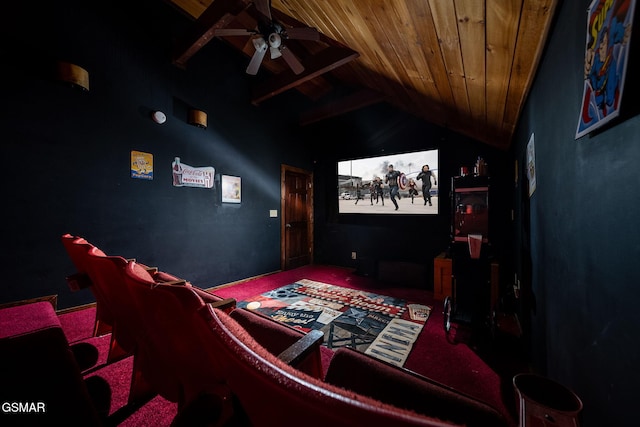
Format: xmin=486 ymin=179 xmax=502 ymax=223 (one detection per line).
xmin=324 ymin=347 xmax=511 ymax=427
xmin=129 ymin=260 xmax=168 ymax=277
xmin=149 ymin=268 xmax=236 ymax=312
xmin=229 ymin=308 xmax=324 ymax=378
xmin=229 ymin=308 xmax=310 ymax=353
xmin=190 ymin=287 xmax=236 ymax=312
xmin=128 ymin=262 xmax=236 ymax=313
xmin=156 ymin=279 xmax=187 ymax=286
xmin=277 ymin=329 xmax=324 ymax=366
xmin=152 ymin=270 xmax=182 ymax=282
xmin=204 ymin=296 xmax=236 ymax=312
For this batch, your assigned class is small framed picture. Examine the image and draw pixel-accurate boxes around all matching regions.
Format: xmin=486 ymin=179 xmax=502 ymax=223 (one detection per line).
xmin=221 ymin=175 xmax=241 ymax=203
xmin=131 ymin=150 xmax=153 ymax=180
xmin=526 ymin=133 xmax=536 ymax=197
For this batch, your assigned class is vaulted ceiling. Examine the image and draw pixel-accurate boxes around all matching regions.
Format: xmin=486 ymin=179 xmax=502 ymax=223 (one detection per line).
xmin=167 ymin=0 xmax=559 ymax=150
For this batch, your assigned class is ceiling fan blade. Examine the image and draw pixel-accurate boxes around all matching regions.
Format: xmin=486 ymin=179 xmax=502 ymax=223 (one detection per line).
xmin=246 ymin=39 xmax=268 ymax=75
xmin=285 ymin=27 xmax=320 ymax=41
xmin=253 ymin=0 xmax=272 ymax=21
xmin=213 ymin=28 xmax=253 ymax=37
xmin=279 ymin=45 xmax=304 ymax=75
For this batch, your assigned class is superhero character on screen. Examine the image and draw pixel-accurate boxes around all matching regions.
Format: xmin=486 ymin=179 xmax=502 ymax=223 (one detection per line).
xmin=416 ymin=165 xmax=437 ymax=207
xmin=370 ymin=177 xmax=384 ymax=205
xmin=384 ymin=165 xmax=402 ymax=210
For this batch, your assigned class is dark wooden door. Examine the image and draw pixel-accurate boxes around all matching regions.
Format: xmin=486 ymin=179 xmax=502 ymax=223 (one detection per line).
xmin=281 ymin=165 xmax=313 ymax=270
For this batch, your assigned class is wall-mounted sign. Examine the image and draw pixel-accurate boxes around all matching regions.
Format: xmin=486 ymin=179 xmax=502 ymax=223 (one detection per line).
xmin=576 ymin=0 xmax=636 ymax=138
xmin=131 ymin=150 xmax=153 ymax=180
xmin=172 ymin=157 xmax=215 ymax=189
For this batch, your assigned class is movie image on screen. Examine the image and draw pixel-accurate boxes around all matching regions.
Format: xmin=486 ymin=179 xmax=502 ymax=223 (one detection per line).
xmin=338 ymin=149 xmax=439 ymax=215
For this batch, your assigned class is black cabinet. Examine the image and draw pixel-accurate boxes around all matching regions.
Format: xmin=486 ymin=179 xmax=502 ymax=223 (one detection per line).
xmin=444 ymin=176 xmax=492 ymax=332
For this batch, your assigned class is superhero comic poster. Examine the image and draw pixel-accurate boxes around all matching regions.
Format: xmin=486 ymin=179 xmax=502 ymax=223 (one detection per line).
xmin=576 ymin=0 xmax=636 ymax=139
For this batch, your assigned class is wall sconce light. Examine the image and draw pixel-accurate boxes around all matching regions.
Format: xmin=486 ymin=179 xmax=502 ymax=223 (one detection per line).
xmin=188 ymin=109 xmax=207 ymax=129
xmin=151 ymin=111 xmax=167 ymax=124
xmin=56 ymin=61 xmax=90 ymax=91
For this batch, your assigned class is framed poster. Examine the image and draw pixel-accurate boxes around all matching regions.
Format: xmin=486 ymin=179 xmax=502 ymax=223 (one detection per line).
xmin=131 ymin=150 xmax=153 ymax=180
xmin=221 ymin=175 xmax=241 ymax=203
xmin=576 ymin=0 xmax=636 ymax=138
xmin=526 ymin=133 xmax=537 ymax=197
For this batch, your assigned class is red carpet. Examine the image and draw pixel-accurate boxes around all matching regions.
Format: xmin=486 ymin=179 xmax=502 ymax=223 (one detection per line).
xmin=211 ymin=265 xmax=517 ymax=421
xmin=58 ymin=264 xmax=523 ymax=425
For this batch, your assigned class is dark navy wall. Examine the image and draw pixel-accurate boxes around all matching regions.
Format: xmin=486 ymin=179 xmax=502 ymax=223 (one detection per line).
xmin=1 ymin=0 xmax=313 ymax=308
xmin=511 ymin=2 xmax=640 ymax=425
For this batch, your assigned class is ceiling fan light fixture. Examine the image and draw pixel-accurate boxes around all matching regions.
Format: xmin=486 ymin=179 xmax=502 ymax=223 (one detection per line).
xmin=270 ymin=46 xmax=282 ymax=59
xmin=252 ymin=37 xmax=267 ymax=51
xmin=268 ymin=33 xmax=282 ymax=48
xmin=242 ymin=1 xmax=316 ymax=75
xmin=267 ymin=32 xmax=283 ymax=59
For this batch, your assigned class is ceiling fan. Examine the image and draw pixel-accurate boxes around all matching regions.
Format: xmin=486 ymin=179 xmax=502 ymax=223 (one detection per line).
xmin=213 ymin=0 xmax=320 ymax=75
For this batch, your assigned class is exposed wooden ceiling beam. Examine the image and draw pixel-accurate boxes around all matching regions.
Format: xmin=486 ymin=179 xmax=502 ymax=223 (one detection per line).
xmin=299 ymin=88 xmax=386 ymax=126
xmin=173 ymin=0 xmax=249 ymax=68
xmin=251 ymin=46 xmax=359 ymax=105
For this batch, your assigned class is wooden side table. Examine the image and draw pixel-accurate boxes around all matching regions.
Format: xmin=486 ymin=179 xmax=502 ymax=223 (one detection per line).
xmin=433 ymin=252 xmax=452 ymax=301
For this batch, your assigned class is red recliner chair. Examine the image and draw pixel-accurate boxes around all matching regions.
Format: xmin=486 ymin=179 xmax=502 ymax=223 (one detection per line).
xmin=121 ymin=261 xmax=234 ymax=409
xmin=190 ymin=305 xmax=459 ymax=427
xmin=84 ymin=249 xmax=156 ymax=404
xmin=61 ymin=233 xmax=114 ymax=337
xmin=84 ymin=248 xmax=144 ymax=362
xmin=122 ymin=264 xmax=325 ymax=424
xmin=324 ymin=347 xmax=512 ymax=427
xmin=0 ymin=301 xmax=104 ymax=426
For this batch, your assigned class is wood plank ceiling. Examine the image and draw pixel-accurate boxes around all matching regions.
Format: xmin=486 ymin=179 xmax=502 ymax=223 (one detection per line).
xmin=168 ymin=0 xmax=559 ymax=150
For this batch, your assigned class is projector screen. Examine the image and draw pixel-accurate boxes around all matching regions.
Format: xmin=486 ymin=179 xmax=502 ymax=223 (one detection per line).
xmin=338 ymin=148 xmax=439 ymax=215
